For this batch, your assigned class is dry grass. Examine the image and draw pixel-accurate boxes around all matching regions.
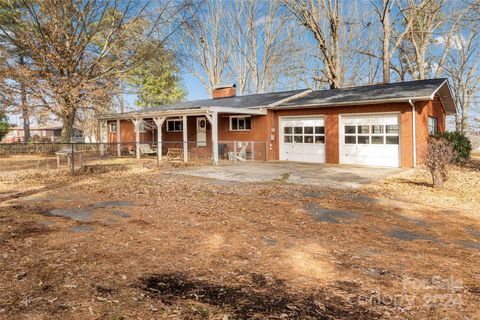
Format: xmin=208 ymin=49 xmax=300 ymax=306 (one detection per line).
xmin=0 ymin=160 xmax=478 ymax=319
xmin=366 ymin=155 xmax=480 ymax=214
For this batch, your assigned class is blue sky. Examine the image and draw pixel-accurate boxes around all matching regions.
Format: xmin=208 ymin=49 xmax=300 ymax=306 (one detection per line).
xmin=182 ymin=73 xmax=209 ymax=100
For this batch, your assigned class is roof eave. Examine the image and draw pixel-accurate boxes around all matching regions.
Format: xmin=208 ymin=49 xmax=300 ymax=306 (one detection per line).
xmin=98 ymin=106 xmax=267 ymax=120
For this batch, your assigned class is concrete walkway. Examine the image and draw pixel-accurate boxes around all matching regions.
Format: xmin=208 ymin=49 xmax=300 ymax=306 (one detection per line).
xmin=169 ymin=162 xmax=403 ymax=189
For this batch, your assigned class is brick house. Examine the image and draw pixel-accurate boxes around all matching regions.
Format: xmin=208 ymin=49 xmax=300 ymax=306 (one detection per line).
xmin=98 ymin=78 xmax=456 ymax=168
xmin=2 ymin=124 xmax=84 ymax=143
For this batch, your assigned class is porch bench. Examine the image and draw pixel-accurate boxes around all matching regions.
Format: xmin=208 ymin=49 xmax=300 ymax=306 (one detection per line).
xmin=166 ymin=148 xmax=184 ymax=161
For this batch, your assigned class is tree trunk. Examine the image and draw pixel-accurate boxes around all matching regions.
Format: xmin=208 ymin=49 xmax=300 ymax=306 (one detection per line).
xmin=21 ymin=101 xmax=30 ymax=143
xmin=61 ymin=110 xmax=76 ymax=143
xmin=19 ymin=55 xmax=30 ymax=143
xmin=432 ymin=169 xmax=444 ymax=188
xmin=119 ymin=77 xmax=125 ymax=113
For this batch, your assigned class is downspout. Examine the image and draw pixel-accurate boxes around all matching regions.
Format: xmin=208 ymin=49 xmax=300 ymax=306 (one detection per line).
xmin=409 ymin=99 xmax=417 ymax=168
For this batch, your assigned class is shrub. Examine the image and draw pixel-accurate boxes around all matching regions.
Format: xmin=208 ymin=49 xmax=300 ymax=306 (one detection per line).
xmin=437 ymin=131 xmax=472 ymax=165
xmin=423 ymin=136 xmax=456 ymax=188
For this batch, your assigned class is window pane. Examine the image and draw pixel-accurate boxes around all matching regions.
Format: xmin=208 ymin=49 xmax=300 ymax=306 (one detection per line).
xmin=245 ymin=117 xmax=251 ymax=130
xmin=294 ymin=127 xmax=303 ymax=134
xmin=315 ymin=126 xmax=325 ymax=134
xmin=284 ymin=135 xmax=292 ymax=143
xmin=175 ymin=121 xmax=182 ymax=131
xmin=238 ymin=118 xmax=245 ymax=130
xmin=294 ymin=136 xmax=303 ymax=143
xmin=371 ymin=125 xmax=384 ymax=134
xmin=315 ymin=136 xmax=325 ymax=144
xmin=284 ymin=127 xmax=292 ymax=134
xmin=304 ymin=126 xmax=313 ymax=134
xmin=345 ymin=136 xmax=356 ymax=144
xmin=345 ymin=125 xmax=356 ymax=134
xmin=358 ymin=135 xmax=369 ymax=144
xmin=304 ymin=135 xmax=314 ymax=143
xmin=371 ymin=136 xmax=384 ymax=144
xmin=386 ymin=125 xmax=399 ymax=134
xmin=386 ymin=136 xmax=399 ymax=144
xmin=232 ymin=119 xmax=238 ymax=130
xmin=428 ymin=117 xmax=437 ymax=135
xmin=357 ymin=125 xmax=370 ymax=134
xmin=168 ymin=121 xmax=174 ymax=131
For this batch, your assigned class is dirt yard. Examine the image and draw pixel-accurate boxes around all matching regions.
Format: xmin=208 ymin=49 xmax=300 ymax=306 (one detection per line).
xmin=0 ymin=159 xmax=479 ymax=319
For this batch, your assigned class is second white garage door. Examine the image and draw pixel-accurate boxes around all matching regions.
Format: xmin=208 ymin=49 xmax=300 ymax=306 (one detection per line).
xmin=340 ymin=113 xmax=400 ymax=167
xmin=280 ymin=117 xmax=326 ymax=163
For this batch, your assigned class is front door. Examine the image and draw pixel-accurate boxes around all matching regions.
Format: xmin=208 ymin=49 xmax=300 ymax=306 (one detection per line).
xmin=197 ymin=117 xmax=207 ymax=147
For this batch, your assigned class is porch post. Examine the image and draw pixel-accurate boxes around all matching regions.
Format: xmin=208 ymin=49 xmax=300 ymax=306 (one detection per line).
xmin=99 ymin=120 xmax=105 ymax=156
xmin=132 ymin=118 xmax=143 ymax=159
xmin=116 ymin=119 xmax=121 ymax=157
xmin=183 ymin=115 xmax=188 ymax=162
xmin=211 ymin=111 xmax=219 ymax=165
xmin=153 ymin=116 xmax=166 ymax=164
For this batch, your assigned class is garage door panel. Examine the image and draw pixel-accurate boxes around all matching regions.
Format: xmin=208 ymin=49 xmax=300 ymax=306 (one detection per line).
xmin=340 ymin=114 xmax=400 ymax=167
xmin=280 ymin=117 xmax=325 ymax=163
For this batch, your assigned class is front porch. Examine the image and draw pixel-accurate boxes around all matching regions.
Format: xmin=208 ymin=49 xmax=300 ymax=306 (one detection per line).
xmin=97 ymin=107 xmax=268 ymax=164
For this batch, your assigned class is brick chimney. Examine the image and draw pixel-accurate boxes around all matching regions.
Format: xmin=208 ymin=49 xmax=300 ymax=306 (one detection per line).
xmin=211 ymin=84 xmax=236 ymax=99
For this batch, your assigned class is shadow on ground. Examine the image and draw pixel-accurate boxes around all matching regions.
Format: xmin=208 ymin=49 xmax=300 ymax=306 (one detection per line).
xmin=141 ymin=272 xmax=377 ymax=319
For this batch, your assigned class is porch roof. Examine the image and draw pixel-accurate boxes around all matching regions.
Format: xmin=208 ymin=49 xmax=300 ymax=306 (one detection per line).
xmin=98 ymin=106 xmax=268 ymax=121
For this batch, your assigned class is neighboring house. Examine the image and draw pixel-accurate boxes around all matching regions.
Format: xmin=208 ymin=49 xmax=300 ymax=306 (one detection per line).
xmin=2 ymin=124 xmax=84 ymax=143
xmin=98 ymin=78 xmax=456 ymax=168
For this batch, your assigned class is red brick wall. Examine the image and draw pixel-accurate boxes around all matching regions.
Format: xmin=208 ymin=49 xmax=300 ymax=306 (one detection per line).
xmin=415 ymin=96 xmax=447 ymax=163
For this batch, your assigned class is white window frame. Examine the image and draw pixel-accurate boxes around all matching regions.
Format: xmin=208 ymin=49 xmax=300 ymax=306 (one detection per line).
xmin=229 ymin=116 xmax=251 ymax=131
xmin=428 ymin=116 xmax=438 ymax=135
xmin=166 ymin=119 xmax=183 ymax=132
xmin=109 ymin=123 xmax=117 ymax=133
xmin=344 ymin=123 xmax=400 ymax=145
xmin=282 ymin=124 xmax=325 ymax=144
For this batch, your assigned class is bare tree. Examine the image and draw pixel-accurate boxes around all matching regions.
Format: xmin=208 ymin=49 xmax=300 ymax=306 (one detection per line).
xmin=424 ymin=135 xmax=456 ymax=188
xmin=444 ymin=30 xmax=480 ymax=133
xmin=368 ymin=0 xmax=421 ymax=83
xmin=281 ymin=0 xmax=342 ymax=88
xmin=0 ymin=0 xmax=188 ymax=142
xmin=226 ymin=0 xmax=295 ymax=94
xmin=400 ymin=0 xmax=446 ymax=80
xmin=179 ymin=0 xmax=230 ymax=95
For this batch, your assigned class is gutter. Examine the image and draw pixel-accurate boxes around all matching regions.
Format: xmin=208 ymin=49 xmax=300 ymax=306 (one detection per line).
xmin=409 ymin=99 xmax=417 ymax=168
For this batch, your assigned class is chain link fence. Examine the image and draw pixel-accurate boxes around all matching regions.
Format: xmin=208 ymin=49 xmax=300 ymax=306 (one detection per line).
xmin=0 ymin=141 xmax=268 ymax=180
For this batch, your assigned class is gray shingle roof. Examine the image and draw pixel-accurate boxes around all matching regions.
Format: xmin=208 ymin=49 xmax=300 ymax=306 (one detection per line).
xmin=115 ymin=78 xmax=455 ymax=117
xmin=279 ymin=78 xmax=448 ymax=107
xmin=126 ymin=89 xmax=305 ymax=113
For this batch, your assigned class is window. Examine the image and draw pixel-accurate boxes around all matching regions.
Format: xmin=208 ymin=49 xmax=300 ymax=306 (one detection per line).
xmin=283 ymin=124 xmax=325 ymax=144
xmin=139 ymin=122 xmax=146 ymax=133
xmin=73 ymin=130 xmax=83 ymax=138
xmin=344 ymin=123 xmax=399 ymax=145
xmin=428 ymin=116 xmax=438 ymax=135
xmin=230 ymin=116 xmax=251 ymax=131
xmin=109 ymin=123 xmax=117 ymax=133
xmin=167 ymin=119 xmax=183 ymax=132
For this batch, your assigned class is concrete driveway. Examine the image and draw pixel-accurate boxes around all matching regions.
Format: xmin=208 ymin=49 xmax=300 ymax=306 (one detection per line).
xmin=169 ymin=162 xmax=403 ymax=189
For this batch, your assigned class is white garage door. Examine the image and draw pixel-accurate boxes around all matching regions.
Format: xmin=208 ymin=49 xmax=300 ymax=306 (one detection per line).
xmin=340 ymin=114 xmax=400 ymax=167
xmin=280 ymin=117 xmax=326 ymax=163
